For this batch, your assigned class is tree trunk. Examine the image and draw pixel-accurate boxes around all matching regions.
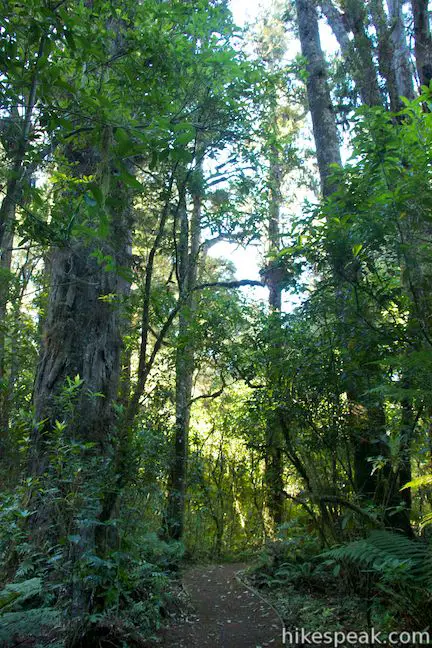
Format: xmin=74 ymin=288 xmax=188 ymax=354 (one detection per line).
xmin=264 ymin=150 xmax=285 ymax=531
xmin=352 ymin=395 xmax=386 ymax=498
xmin=30 ymin=137 xmax=132 ymax=617
xmin=399 ymin=397 xmax=413 ymax=508
xmin=0 ymin=199 xmax=15 ymax=464
xmin=319 ymin=0 xmax=352 ymax=60
xmin=386 ymin=0 xmax=415 ymax=101
xmin=125 ymin=173 xmax=175 ymax=430
xmin=296 ymin=0 xmax=342 ymax=197
xmin=297 ymin=0 xmax=412 ymax=535
xmin=0 ymin=37 xmax=45 ymax=464
xmin=320 ymin=0 xmax=381 ymax=107
xmin=298 ymin=0 xmax=378 ymax=507
xmin=165 ymin=179 xmax=201 ymax=540
xmin=369 ymin=0 xmax=401 ymax=110
xmin=296 ymin=0 xmax=346 ymax=540
xmin=412 ymin=0 xmax=432 ymax=87
xmin=32 ymin=206 xmax=131 ymax=469
xmin=343 ymin=0 xmax=382 ymax=106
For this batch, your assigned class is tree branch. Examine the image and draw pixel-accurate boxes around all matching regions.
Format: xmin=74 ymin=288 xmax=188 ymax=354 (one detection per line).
xmin=189 ymin=382 xmax=227 ymax=406
xmin=193 ymin=279 xmax=263 ymax=291
xmin=126 ymin=279 xmax=264 ymax=427
xmin=317 ymin=495 xmax=380 ymax=523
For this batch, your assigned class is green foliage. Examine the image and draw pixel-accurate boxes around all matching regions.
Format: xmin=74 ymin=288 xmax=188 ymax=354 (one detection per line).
xmin=0 ymin=577 xmax=61 ymax=646
xmin=323 ymin=531 xmax=432 ymax=583
xmin=249 ymin=519 xmax=324 ymax=589
xmin=1 ymin=0 xmax=432 ymax=644
xmin=323 ymin=531 xmax=432 ymax=629
xmin=0 ymin=577 xmax=43 ymax=611
xmin=402 ymin=475 xmax=432 ymax=491
xmin=0 ymin=608 xmax=61 ymax=647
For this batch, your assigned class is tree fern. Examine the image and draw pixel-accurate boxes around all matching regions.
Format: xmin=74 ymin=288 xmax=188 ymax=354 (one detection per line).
xmin=323 ymin=531 xmax=432 ymax=587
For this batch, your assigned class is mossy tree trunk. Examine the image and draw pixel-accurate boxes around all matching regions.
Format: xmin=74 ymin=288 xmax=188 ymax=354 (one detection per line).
xmin=30 ymin=136 xmax=133 ymax=619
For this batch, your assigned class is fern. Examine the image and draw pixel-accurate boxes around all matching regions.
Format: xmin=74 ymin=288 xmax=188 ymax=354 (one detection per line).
xmin=401 ymin=474 xmax=432 ymax=528
xmin=420 ymin=512 xmax=432 ymax=530
xmin=0 ymin=577 xmax=43 ymax=611
xmin=0 ymin=607 xmax=61 ymax=645
xmin=401 ymin=474 xmax=432 ymax=490
xmin=323 ymin=531 xmax=432 ymax=586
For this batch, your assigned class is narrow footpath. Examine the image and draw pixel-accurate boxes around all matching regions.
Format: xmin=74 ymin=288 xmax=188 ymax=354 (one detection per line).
xmin=158 ymin=563 xmax=283 ymax=648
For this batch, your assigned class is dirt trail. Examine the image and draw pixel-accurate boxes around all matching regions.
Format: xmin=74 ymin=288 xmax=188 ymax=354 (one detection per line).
xmin=159 ymin=563 xmax=283 ymax=648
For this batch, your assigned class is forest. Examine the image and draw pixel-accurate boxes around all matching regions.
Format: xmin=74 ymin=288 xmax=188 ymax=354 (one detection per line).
xmin=1 ymin=0 xmax=432 ymax=646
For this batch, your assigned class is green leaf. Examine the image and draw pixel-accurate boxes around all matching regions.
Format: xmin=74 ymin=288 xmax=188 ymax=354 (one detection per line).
xmin=117 ymin=164 xmax=144 ymax=191
xmin=88 ymin=183 xmax=104 ymax=206
xmin=401 ymin=475 xmax=432 ymax=491
xmin=84 ymin=193 xmax=97 ymax=207
xmin=114 ymin=127 xmax=134 ymax=157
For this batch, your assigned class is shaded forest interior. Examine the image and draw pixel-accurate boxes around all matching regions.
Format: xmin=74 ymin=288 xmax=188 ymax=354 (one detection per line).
xmin=1 ymin=0 xmax=432 ymax=645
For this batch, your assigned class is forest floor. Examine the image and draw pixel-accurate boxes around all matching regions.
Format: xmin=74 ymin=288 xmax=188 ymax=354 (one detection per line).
xmin=154 ymin=563 xmax=284 ymax=647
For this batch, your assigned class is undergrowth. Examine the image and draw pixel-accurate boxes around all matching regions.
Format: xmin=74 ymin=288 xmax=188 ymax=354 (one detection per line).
xmin=246 ymin=524 xmax=432 ymax=638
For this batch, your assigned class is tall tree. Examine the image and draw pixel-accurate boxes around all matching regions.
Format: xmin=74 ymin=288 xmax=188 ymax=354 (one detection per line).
xmin=412 ymin=0 xmax=432 ymax=87
xmin=319 ymin=0 xmax=382 ymax=107
xmin=386 ymin=0 xmax=415 ymax=101
xmin=296 ymin=0 xmax=341 ymax=196
xmin=0 ymin=1 xmax=63 ymax=463
xmin=369 ymin=0 xmax=401 ymax=110
xmin=165 ymin=171 xmax=202 ymax=540
xmin=264 ymin=146 xmax=285 ymax=530
xmin=296 ymin=0 xmax=412 ymax=534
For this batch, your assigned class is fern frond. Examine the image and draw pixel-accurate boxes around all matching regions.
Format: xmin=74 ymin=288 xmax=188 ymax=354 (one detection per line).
xmin=401 ymin=474 xmax=432 ymax=490
xmin=0 ymin=578 xmax=42 ymax=612
xmin=0 ymin=607 xmax=60 ymax=644
xmin=420 ymin=512 xmax=432 ymax=530
xmin=323 ymin=531 xmax=432 ymax=585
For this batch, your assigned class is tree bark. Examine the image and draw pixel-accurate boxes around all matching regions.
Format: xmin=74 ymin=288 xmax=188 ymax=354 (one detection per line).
xmin=31 ymin=169 xmax=131 ymax=473
xmin=296 ymin=0 xmax=342 ymax=197
xmin=412 ymin=0 xmax=432 ymax=87
xmin=386 ymin=0 xmax=415 ymax=101
xmin=0 ymin=200 xmax=15 ymax=462
xmin=369 ymin=0 xmax=401 ymax=110
xmin=29 ymin=137 xmax=133 ymax=618
xmin=319 ymin=0 xmax=381 ymax=107
xmin=343 ymin=0 xmax=382 ymax=106
xmin=319 ymin=0 xmax=352 ymax=60
xmin=352 ymin=396 xmax=386 ymax=499
xmin=264 ymin=149 xmax=285 ymax=531
xmin=165 ymin=175 xmax=201 ymax=540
